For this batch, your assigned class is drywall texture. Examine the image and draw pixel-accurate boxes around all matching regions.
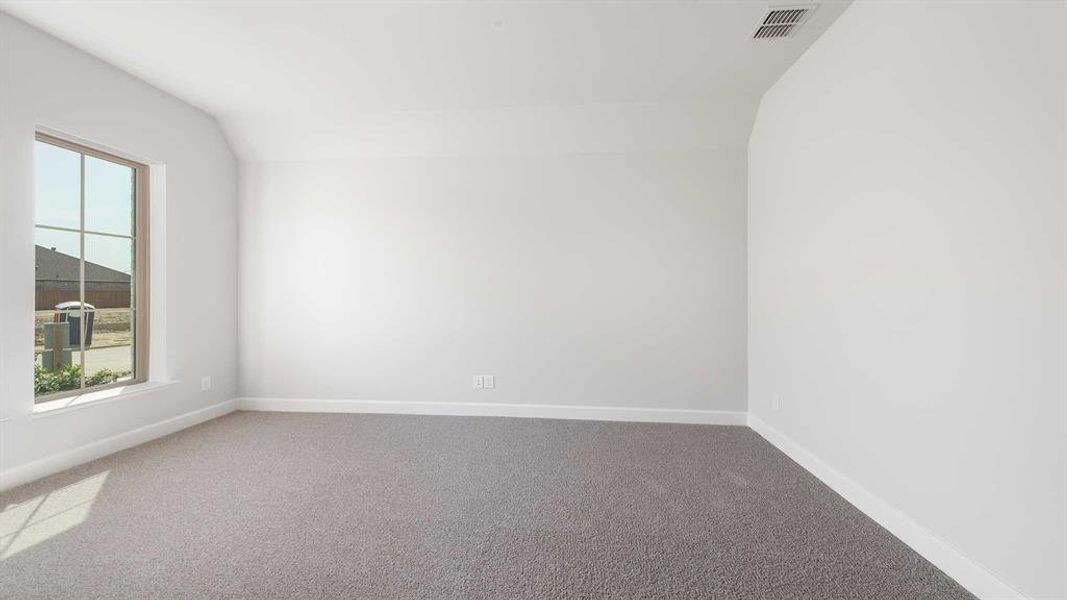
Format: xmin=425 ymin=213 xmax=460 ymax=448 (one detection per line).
xmin=748 ymin=2 xmax=1066 ymax=598
xmin=239 ymin=145 xmax=747 ymax=412
xmin=0 ymin=14 xmax=238 ymax=473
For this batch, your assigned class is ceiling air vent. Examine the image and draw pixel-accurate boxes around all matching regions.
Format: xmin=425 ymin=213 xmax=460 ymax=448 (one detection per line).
xmin=753 ymin=5 xmax=815 ymax=40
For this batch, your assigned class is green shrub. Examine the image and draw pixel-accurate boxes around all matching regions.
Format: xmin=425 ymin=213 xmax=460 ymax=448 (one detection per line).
xmin=35 ymin=363 xmax=130 ymax=396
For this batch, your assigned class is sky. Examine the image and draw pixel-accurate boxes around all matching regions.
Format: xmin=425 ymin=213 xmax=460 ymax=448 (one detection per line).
xmin=34 ymin=140 xmax=135 ymax=275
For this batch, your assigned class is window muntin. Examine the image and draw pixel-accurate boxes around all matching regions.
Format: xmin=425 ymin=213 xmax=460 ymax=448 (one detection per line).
xmin=33 ymin=133 xmax=149 ymax=401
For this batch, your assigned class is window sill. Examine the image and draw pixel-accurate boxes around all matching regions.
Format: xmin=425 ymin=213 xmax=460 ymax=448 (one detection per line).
xmin=31 ymin=380 xmax=179 ymax=418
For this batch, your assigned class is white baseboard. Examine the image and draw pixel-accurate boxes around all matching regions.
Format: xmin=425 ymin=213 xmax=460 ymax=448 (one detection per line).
xmin=0 ymin=399 xmax=238 ymax=491
xmin=747 ymin=413 xmax=1026 ymax=600
xmin=239 ymin=397 xmax=748 ymax=426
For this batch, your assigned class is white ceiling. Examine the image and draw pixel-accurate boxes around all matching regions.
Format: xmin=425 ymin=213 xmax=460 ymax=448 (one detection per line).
xmin=1 ymin=1 xmax=851 ymax=160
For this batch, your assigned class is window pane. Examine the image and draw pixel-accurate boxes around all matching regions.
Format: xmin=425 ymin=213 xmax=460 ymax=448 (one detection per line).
xmin=34 ymin=141 xmax=81 ymax=230
xmin=83 ymin=308 xmax=134 ymax=388
xmin=35 ymin=228 xmax=82 ymax=398
xmin=35 ymin=228 xmax=81 ymax=313
xmin=33 ymin=136 xmax=146 ymax=401
xmin=85 ymin=155 xmax=134 ymax=236
xmin=84 ymin=233 xmax=134 ymax=387
xmin=84 ymin=233 xmax=133 ymax=308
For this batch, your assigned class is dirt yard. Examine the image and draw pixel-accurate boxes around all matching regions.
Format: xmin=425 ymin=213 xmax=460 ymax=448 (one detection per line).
xmin=34 ymin=308 xmax=133 ymax=353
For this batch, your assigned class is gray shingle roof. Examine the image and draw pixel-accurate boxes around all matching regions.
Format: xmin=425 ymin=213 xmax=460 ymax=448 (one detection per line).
xmin=35 ymin=245 xmax=131 ymax=284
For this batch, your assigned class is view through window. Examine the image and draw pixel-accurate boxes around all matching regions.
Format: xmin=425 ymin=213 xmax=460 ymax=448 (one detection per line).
xmin=34 ymin=133 xmax=148 ymax=401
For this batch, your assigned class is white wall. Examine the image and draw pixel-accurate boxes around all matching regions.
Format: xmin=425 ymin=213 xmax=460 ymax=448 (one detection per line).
xmin=0 ymin=14 xmax=238 ymax=475
xmin=748 ymin=2 xmax=1065 ymax=598
xmin=238 ymin=108 xmax=750 ymax=412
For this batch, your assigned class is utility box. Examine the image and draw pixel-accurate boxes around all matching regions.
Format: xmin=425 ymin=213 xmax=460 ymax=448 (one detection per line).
xmin=56 ymin=301 xmax=96 ymax=347
xmin=42 ymin=321 xmax=72 ymax=371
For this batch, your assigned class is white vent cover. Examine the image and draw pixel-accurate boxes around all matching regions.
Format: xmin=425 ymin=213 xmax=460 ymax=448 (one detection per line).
xmin=753 ymin=5 xmax=815 ymax=39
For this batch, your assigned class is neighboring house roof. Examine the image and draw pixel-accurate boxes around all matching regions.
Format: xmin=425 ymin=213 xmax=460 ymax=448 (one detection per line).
xmin=35 ymin=245 xmax=131 ymax=283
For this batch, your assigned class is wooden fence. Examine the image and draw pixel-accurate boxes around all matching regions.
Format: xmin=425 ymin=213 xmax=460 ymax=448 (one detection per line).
xmin=35 ymin=290 xmax=131 ymax=311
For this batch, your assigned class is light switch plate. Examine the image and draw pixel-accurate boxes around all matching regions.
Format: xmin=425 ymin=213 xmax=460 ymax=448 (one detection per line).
xmin=473 ymin=376 xmax=484 ymax=389
xmin=484 ymin=375 xmax=495 ymax=389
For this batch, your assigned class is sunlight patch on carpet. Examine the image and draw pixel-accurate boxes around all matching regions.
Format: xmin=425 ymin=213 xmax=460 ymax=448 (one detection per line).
xmin=0 ymin=471 xmax=109 ymax=559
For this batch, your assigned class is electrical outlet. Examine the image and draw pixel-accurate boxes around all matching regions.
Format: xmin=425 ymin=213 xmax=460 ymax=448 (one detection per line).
xmin=772 ymin=393 xmax=781 ymax=411
xmin=201 ymin=376 xmax=212 ymax=391
xmin=473 ymin=376 xmax=484 ymax=389
xmin=484 ymin=375 xmax=495 ymax=389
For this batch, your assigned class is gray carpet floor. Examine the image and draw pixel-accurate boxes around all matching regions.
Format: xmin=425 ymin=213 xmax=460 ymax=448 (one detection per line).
xmin=0 ymin=411 xmax=973 ymax=599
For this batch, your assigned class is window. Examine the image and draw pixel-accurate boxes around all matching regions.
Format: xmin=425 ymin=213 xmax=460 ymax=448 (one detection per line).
xmin=33 ymin=133 xmax=149 ymax=401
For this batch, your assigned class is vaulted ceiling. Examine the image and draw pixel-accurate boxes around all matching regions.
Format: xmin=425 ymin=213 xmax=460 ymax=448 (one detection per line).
xmin=0 ymin=1 xmax=850 ymax=160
